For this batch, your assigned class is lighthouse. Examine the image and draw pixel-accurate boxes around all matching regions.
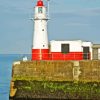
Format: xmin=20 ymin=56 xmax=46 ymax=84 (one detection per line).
xmin=32 ymin=0 xmax=49 ymax=60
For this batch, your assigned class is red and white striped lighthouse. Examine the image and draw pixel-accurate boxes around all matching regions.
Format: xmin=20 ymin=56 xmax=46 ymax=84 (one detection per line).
xmin=32 ymin=0 xmax=49 ymax=60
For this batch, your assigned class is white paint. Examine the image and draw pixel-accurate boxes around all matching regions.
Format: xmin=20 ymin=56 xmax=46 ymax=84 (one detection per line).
xmin=32 ymin=5 xmax=48 ymax=49
xmin=50 ymin=40 xmax=82 ymax=52
xmin=98 ymin=48 xmax=100 ymax=59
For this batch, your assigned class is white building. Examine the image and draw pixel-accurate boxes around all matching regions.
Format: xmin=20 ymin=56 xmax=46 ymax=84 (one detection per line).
xmin=50 ymin=40 xmax=92 ymax=60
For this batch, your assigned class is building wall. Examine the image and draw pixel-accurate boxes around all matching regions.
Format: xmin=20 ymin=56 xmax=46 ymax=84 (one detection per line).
xmin=12 ymin=60 xmax=100 ymax=82
xmin=50 ymin=40 xmax=82 ymax=52
xmin=92 ymin=44 xmax=100 ymax=60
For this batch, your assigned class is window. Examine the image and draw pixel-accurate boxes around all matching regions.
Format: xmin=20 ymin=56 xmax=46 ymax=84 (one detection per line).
xmin=61 ymin=44 xmax=69 ymax=54
xmin=38 ymin=7 xmax=42 ymax=13
xmin=42 ymin=29 xmax=44 ymax=31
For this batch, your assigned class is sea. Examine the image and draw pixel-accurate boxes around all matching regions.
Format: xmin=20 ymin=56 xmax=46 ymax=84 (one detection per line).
xmin=0 ymin=54 xmax=31 ymax=100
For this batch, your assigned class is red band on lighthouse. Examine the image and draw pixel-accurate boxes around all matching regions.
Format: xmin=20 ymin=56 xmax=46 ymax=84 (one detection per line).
xmin=32 ymin=49 xmax=49 ymax=60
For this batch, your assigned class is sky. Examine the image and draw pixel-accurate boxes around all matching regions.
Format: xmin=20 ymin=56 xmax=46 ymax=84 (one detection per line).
xmin=0 ymin=0 xmax=100 ymax=54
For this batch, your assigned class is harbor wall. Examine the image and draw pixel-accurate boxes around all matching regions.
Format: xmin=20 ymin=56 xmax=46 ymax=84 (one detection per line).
xmin=12 ymin=60 xmax=100 ymax=82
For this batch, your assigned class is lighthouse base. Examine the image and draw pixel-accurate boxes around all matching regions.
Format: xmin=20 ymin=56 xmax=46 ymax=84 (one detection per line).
xmin=32 ymin=49 xmax=49 ymax=60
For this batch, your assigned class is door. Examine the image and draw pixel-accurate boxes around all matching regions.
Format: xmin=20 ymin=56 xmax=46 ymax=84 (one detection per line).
xmin=83 ymin=47 xmax=90 ymax=60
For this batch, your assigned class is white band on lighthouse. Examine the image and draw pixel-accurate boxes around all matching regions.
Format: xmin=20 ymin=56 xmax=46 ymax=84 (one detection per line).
xmin=32 ymin=0 xmax=49 ymax=60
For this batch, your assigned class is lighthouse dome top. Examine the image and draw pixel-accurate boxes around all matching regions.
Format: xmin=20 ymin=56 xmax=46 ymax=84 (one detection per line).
xmin=37 ymin=0 xmax=44 ymax=6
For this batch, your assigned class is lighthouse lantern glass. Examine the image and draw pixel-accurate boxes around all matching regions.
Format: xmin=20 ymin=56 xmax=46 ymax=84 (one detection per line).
xmin=38 ymin=7 xmax=43 ymax=13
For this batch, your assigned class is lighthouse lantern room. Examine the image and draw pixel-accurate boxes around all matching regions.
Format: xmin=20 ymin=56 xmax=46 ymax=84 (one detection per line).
xmin=32 ymin=0 xmax=49 ymax=60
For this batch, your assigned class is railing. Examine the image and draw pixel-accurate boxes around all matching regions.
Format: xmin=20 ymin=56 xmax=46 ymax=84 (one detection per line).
xmin=0 ymin=53 xmax=100 ymax=61
xmin=2 ymin=53 xmax=100 ymax=61
xmin=32 ymin=52 xmax=91 ymax=60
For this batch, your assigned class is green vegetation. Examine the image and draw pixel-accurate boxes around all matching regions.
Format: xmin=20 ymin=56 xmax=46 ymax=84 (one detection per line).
xmin=14 ymin=81 xmax=100 ymax=99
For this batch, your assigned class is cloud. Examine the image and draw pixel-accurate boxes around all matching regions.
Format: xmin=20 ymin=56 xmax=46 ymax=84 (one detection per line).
xmin=51 ymin=7 xmax=100 ymax=19
xmin=78 ymin=8 xmax=100 ymax=16
xmin=64 ymin=22 xmax=89 ymax=26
